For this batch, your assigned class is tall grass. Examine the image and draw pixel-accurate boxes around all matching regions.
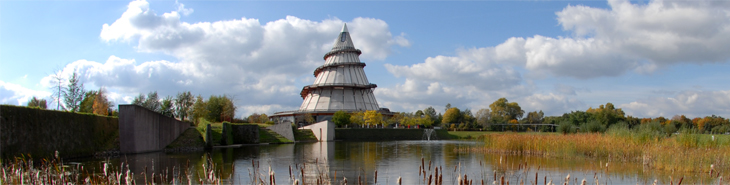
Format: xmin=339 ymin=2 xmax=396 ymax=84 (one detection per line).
xmin=470 ymin=128 xmax=730 ymax=172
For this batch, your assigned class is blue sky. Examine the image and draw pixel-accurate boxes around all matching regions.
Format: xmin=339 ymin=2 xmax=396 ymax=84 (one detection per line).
xmin=2 ymin=0 xmax=730 ymax=119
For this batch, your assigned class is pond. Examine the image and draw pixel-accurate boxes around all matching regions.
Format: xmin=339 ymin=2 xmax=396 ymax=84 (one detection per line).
xmin=74 ymin=140 xmax=717 ymax=184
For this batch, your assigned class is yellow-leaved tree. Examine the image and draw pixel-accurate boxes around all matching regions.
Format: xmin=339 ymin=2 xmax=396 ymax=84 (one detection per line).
xmin=364 ymin=110 xmax=383 ymax=128
xmin=92 ymin=88 xmax=109 ymax=116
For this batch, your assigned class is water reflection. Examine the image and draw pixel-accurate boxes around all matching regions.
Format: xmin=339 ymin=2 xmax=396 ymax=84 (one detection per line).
xmin=74 ymin=141 xmax=717 ymax=184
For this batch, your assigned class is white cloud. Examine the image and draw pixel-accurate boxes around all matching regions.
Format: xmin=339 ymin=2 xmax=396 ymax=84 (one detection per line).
xmin=41 ymin=0 xmax=408 ymax=117
xmin=517 ymin=93 xmax=586 ymax=116
xmin=379 ymin=0 xmax=730 ymax=116
xmin=0 ymin=81 xmax=51 ymax=106
xmin=621 ymin=90 xmax=730 ymax=118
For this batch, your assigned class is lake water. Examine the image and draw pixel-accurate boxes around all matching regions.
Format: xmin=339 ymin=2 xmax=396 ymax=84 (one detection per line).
xmin=75 ymin=140 xmax=717 ymax=184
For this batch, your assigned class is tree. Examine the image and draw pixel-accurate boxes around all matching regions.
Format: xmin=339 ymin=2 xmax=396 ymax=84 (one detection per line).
xmin=442 ymin=107 xmax=461 ymax=124
xmin=524 ymin=110 xmax=544 ymax=124
xmin=175 ymin=91 xmax=195 ymax=121
xmin=132 ymin=91 xmax=162 ymax=112
xmin=79 ymin=90 xmax=97 ymax=113
xmin=364 ymin=110 xmax=383 ymax=127
xmin=159 ymin=96 xmax=175 ymax=117
xmin=489 ymin=98 xmax=524 ymax=122
xmin=461 ymin=108 xmax=475 ymax=124
xmin=475 ymin=108 xmax=491 ymax=127
xmin=445 ymin=103 xmax=452 ymax=112
xmin=48 ymin=70 xmax=65 ymax=110
xmin=92 ymin=88 xmax=111 ymax=116
xmin=143 ymin=91 xmax=160 ymax=112
xmin=350 ymin=111 xmax=365 ymax=127
xmin=423 ymin=106 xmax=439 ymax=125
xmin=27 ymin=96 xmax=47 ymax=109
xmin=205 ymin=95 xmax=224 ymax=122
xmin=304 ymin=113 xmax=315 ymax=124
xmin=63 ymin=71 xmax=85 ymax=112
xmin=221 ymin=95 xmax=236 ymax=122
xmin=190 ymin=95 xmax=208 ymax=125
xmin=332 ymin=110 xmax=351 ymax=127
xmin=415 ymin=110 xmax=425 ymax=118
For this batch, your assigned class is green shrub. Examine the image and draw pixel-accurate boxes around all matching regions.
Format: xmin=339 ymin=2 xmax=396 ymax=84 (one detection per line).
xmin=581 ymin=120 xmax=606 ymax=133
xmin=557 ymin=121 xmax=576 ymax=134
xmin=607 ymin=121 xmax=631 ymax=138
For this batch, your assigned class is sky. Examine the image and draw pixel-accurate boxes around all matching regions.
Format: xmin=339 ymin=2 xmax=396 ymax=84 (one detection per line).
xmin=2 ymin=0 xmax=730 ymax=119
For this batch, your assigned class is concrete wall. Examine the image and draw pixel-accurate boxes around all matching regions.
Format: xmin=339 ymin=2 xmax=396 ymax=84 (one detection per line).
xmin=231 ymin=125 xmax=259 ymax=144
xmin=0 ymin=105 xmax=118 ymax=158
xmin=267 ymin=122 xmax=295 ymax=142
xmin=301 ymin=120 xmax=335 ymax=141
xmin=119 ymin=105 xmax=188 ymax=154
xmin=335 ymin=128 xmax=449 ymax=141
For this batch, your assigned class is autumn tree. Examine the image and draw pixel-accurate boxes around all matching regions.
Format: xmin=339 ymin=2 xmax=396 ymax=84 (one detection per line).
xmin=92 ymin=88 xmax=111 ymax=116
xmin=364 ymin=110 xmax=383 ymax=128
xmin=350 ymin=111 xmax=365 ymax=127
xmin=63 ymin=71 xmax=85 ymax=112
xmin=27 ymin=96 xmax=47 ymax=109
xmin=332 ymin=110 xmax=351 ymax=127
xmin=78 ymin=90 xmax=98 ymax=113
xmin=442 ymin=107 xmax=461 ymax=124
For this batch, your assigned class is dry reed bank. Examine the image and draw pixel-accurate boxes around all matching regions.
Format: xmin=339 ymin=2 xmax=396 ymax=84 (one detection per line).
xmin=465 ymin=129 xmax=730 ymax=173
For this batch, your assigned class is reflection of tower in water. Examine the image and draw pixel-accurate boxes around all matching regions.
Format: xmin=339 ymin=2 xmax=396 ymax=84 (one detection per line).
xmin=299 ymin=142 xmax=334 ymax=184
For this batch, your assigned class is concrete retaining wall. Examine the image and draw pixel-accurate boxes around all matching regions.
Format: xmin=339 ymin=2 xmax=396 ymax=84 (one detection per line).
xmin=0 ymin=105 xmax=118 ymax=158
xmin=302 ymin=120 xmax=335 ymax=141
xmin=267 ymin=122 xmax=295 ymax=142
xmin=335 ymin=128 xmax=449 ymax=141
xmin=231 ymin=125 xmax=259 ymax=144
xmin=119 ymin=105 xmax=188 ymax=154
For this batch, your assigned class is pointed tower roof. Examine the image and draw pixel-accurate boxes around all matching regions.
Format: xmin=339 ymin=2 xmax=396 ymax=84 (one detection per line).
xmin=331 ymin=23 xmax=355 ymax=50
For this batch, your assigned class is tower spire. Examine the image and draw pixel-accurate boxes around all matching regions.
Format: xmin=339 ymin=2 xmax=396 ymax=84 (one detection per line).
xmin=341 ymin=23 xmax=349 ymax=33
xmin=331 ymin=23 xmax=355 ymax=50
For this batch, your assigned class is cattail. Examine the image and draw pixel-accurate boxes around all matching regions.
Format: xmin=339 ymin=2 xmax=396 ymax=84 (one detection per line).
xmin=711 ymin=164 xmax=715 ymax=177
xmin=397 ymin=176 xmax=402 ymax=185
xmin=344 ymin=177 xmax=347 ymax=185
xmin=428 ymin=174 xmax=433 ymax=185
xmin=652 ymin=179 xmax=657 ymax=185
xmin=581 ymin=179 xmax=586 ymax=185
xmin=292 ymin=179 xmax=299 ymax=185
xmin=677 ymin=177 xmax=683 ymax=185
xmin=374 ymin=170 xmax=378 ymax=184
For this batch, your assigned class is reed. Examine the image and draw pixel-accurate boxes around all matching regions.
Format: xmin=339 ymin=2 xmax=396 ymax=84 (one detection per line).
xmin=468 ymin=132 xmax=730 ymax=172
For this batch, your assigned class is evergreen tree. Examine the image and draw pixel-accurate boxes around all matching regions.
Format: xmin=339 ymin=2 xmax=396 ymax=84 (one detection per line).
xmin=63 ymin=71 xmax=85 ymax=112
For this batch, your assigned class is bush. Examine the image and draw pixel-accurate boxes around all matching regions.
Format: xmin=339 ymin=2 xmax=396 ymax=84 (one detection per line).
xmin=607 ymin=121 xmax=631 ymax=138
xmin=581 ymin=120 xmax=606 ymax=133
xmin=557 ymin=121 xmax=576 ymax=134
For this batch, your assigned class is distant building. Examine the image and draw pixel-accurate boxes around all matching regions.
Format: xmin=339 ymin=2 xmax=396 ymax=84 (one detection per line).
xmin=271 ymin=24 xmax=391 ymax=125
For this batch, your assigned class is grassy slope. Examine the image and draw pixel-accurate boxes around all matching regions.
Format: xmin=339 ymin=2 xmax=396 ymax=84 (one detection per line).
xmin=166 ymin=128 xmax=205 ymax=149
xmin=194 ymin=121 xmax=296 ymax=145
xmin=294 ymin=129 xmax=319 ymax=142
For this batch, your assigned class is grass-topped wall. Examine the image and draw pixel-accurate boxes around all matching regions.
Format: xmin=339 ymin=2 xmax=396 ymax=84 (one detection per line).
xmin=0 ymin=105 xmax=119 ymax=159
